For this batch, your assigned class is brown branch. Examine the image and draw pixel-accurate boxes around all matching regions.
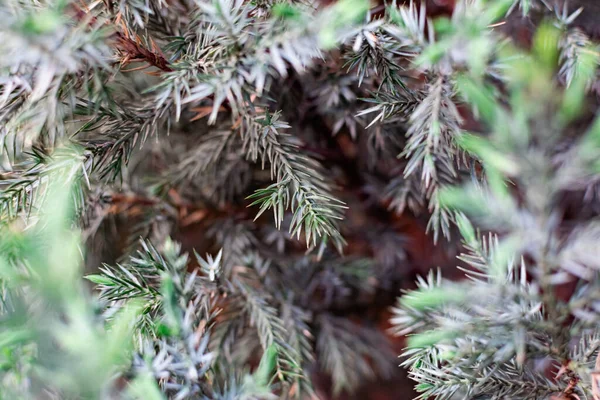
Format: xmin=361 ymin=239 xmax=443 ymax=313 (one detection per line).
xmin=113 ymin=32 xmax=173 ymax=72
xmin=71 ymin=4 xmax=173 ymax=72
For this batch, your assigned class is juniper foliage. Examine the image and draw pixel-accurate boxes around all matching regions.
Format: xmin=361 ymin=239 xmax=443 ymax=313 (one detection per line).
xmin=2 ymin=0 xmax=600 ymax=399
xmin=391 ymin=4 xmax=600 ymax=400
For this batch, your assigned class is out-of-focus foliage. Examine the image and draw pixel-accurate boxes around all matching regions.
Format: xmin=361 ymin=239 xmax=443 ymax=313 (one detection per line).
xmin=392 ymin=7 xmax=600 ymax=400
xmin=0 ymin=150 xmax=280 ymax=398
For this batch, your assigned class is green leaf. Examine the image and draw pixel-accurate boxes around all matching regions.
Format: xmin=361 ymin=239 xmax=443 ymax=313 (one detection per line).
xmin=481 ymin=0 xmax=514 ymax=24
xmin=466 ymin=38 xmax=493 ymax=78
xmin=85 ymin=274 xmax=114 ymax=286
xmin=433 ymin=17 xmax=453 ymax=36
xmin=489 ymin=235 xmax=521 ymax=281
xmin=581 ymin=115 xmax=600 ymax=155
xmin=456 ymin=76 xmax=499 ymax=125
xmin=21 ymin=10 xmax=63 ymax=35
xmin=319 ymin=0 xmax=369 ymax=49
xmin=457 ymin=133 xmax=519 ymax=176
xmin=0 ymin=329 xmax=35 ymax=349
xmin=455 ymin=212 xmax=476 ymax=247
xmin=160 ymin=274 xmax=181 ymax=336
xmin=401 ymin=286 xmax=467 ymax=311
xmin=272 ymin=3 xmax=302 ymax=20
xmin=155 ymin=323 xmax=174 ymax=338
xmin=438 ymin=349 xmax=457 ymax=361
xmin=416 ymin=42 xmax=448 ymax=66
xmin=532 ymin=22 xmax=560 ymax=72
xmin=415 ymin=383 xmax=434 ymax=393
xmin=105 ymin=300 xmax=144 ymax=368
xmin=560 ymin=47 xmax=599 ymax=123
xmin=407 ymin=329 xmax=458 ymax=348
xmin=253 ymin=344 xmax=278 ymax=387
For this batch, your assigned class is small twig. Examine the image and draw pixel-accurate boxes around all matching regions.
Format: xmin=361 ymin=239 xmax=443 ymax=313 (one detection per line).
xmin=114 ymin=32 xmax=173 ymax=72
xmin=71 ymin=4 xmax=173 ymax=72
